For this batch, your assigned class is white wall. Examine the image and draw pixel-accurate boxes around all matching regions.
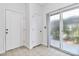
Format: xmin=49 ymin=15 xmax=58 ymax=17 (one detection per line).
xmin=42 ymin=3 xmax=73 ymax=46
xmin=24 ymin=3 xmax=30 ymax=48
xmin=25 ymin=3 xmax=43 ymax=49
xmin=0 ymin=3 xmax=25 ymax=53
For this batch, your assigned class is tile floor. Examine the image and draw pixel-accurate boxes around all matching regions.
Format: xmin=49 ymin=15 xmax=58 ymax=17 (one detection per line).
xmin=0 ymin=45 xmax=69 ymax=56
xmin=51 ymin=39 xmax=79 ymax=55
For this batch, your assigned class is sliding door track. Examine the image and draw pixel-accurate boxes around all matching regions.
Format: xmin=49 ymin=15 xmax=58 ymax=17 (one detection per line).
xmin=50 ymin=45 xmax=79 ymax=56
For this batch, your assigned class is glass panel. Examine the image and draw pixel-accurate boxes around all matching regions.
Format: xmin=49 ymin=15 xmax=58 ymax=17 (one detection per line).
xmin=49 ymin=14 xmax=60 ymax=48
xmin=63 ymin=8 xmax=79 ymax=55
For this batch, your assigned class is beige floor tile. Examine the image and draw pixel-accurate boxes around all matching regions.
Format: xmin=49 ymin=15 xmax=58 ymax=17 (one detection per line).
xmin=0 ymin=45 xmax=69 ymax=56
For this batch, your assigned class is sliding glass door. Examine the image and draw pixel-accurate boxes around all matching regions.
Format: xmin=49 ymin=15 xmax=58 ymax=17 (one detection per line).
xmin=63 ymin=8 xmax=79 ymax=55
xmin=49 ymin=14 xmax=60 ymax=48
xmin=48 ymin=7 xmax=79 ymax=55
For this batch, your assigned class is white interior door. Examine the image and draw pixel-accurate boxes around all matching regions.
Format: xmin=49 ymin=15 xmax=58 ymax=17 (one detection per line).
xmin=6 ymin=10 xmax=22 ymax=51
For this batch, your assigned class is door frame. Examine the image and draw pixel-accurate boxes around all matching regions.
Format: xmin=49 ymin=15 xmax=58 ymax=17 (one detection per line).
xmin=4 ymin=8 xmax=24 ymax=52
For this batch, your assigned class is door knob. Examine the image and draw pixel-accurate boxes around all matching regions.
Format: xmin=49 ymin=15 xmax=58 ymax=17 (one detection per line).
xmin=6 ymin=29 xmax=8 ymax=31
xmin=6 ymin=32 xmax=8 ymax=34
